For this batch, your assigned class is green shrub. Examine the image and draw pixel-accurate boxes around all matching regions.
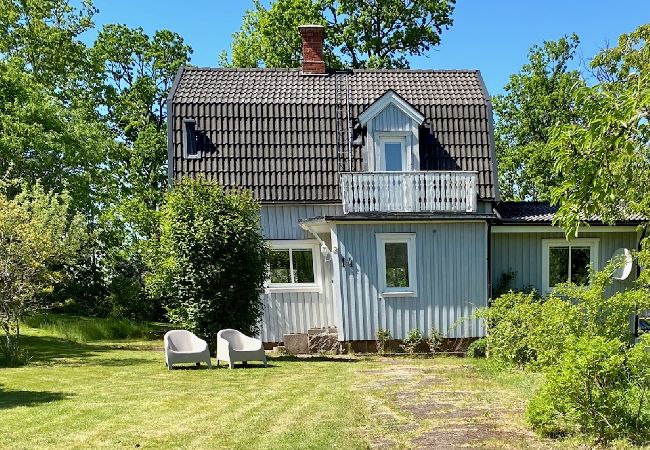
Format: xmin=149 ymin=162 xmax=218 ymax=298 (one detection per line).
xmin=466 ymin=337 xmax=487 ymax=358
xmin=427 ymin=327 xmax=443 ymax=354
xmin=146 ymin=178 xmax=269 ymax=350
xmin=402 ymin=328 xmax=423 ymax=354
xmin=24 ymin=314 xmax=153 ymax=342
xmin=376 ymin=328 xmax=391 ymax=354
xmin=527 ymin=335 xmax=650 ymax=444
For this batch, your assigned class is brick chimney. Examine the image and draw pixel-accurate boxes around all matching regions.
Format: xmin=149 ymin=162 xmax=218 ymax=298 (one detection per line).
xmin=298 ymin=24 xmax=326 ymax=75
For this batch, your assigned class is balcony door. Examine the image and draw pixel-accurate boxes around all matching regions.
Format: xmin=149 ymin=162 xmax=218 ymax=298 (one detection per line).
xmin=378 ymin=135 xmax=408 ymax=171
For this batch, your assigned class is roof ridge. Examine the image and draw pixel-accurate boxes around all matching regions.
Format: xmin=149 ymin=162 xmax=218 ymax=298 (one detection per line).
xmin=183 ymin=66 xmax=482 ymax=74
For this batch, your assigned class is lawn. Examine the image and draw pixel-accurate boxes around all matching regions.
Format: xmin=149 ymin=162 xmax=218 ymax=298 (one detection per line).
xmin=0 ymin=320 xmax=612 ymax=449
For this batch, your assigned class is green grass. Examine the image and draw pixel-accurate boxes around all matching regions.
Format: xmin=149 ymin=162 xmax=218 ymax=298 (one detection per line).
xmin=23 ymin=313 xmax=156 ymax=343
xmin=2 ymin=317 xmax=644 ymax=449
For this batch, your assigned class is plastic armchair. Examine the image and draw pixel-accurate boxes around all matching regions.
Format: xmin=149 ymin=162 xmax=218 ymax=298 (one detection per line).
xmin=216 ymin=329 xmax=267 ymax=369
xmin=164 ymin=330 xmax=212 ymax=370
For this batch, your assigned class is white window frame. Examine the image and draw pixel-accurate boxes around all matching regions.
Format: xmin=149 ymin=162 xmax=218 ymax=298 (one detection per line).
xmin=542 ymin=238 xmax=600 ymax=294
xmin=267 ymin=240 xmax=321 ymax=293
xmin=376 ymin=233 xmax=417 ymax=297
xmin=377 ymin=133 xmax=409 ymax=171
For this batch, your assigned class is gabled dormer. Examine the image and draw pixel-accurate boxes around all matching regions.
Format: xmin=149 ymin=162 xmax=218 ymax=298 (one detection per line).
xmin=358 ymin=90 xmax=425 ymax=172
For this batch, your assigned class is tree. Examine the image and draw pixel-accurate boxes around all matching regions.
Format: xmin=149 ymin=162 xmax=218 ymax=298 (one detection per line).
xmin=221 ymin=0 xmax=455 ymax=69
xmin=0 ymin=60 xmax=118 ymax=219
xmin=146 ymin=179 xmax=269 ymax=349
xmin=493 ymin=35 xmax=585 ymax=201
xmin=0 ymin=182 xmax=86 ymax=365
xmin=0 ymin=0 xmax=97 ymax=104
xmin=548 ymin=25 xmax=650 ymax=236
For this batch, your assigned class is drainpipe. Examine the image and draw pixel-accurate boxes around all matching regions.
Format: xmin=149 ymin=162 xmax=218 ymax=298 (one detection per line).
xmin=634 ymin=225 xmax=647 ymax=340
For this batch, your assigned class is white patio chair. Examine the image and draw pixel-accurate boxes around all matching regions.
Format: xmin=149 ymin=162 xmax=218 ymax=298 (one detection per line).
xmin=164 ymin=330 xmax=212 ymax=370
xmin=216 ymin=329 xmax=267 ymax=369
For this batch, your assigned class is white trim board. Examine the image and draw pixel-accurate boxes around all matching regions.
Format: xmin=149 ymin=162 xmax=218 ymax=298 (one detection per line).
xmin=491 ymin=225 xmax=639 ymax=234
xmin=358 ymin=90 xmax=425 ymax=125
xmin=376 ymin=232 xmax=418 ymax=298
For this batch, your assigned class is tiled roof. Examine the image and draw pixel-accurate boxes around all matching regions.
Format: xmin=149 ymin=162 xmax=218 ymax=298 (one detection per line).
xmin=169 ymin=67 xmax=496 ymax=202
xmin=494 ymin=201 xmax=646 ymax=223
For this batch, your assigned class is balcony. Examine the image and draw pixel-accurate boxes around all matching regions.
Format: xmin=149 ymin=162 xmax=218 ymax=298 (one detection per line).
xmin=340 ymin=171 xmax=478 ymax=214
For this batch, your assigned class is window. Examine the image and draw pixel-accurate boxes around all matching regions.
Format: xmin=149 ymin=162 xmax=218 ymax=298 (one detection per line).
xmin=376 ymin=233 xmax=417 ymax=297
xmin=183 ymin=119 xmax=199 ymax=158
xmin=542 ymin=238 xmax=599 ymax=293
xmin=378 ymin=135 xmax=407 ymax=171
xmin=267 ymin=240 xmax=320 ymax=292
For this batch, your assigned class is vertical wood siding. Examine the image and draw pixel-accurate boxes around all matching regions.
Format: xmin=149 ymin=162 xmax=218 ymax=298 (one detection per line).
xmin=491 ymin=231 xmax=639 ymax=297
xmin=370 ymin=104 xmax=420 ymax=170
xmin=335 ymin=222 xmax=488 ymax=340
xmin=259 ymin=204 xmax=342 ymax=342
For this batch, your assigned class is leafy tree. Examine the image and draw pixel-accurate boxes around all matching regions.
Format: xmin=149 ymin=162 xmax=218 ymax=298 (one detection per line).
xmin=0 ymin=182 xmax=86 ymax=365
xmin=221 ymin=0 xmax=455 ymax=69
xmin=146 ymin=179 xmax=269 ymax=349
xmin=548 ymin=25 xmax=650 ymax=236
xmin=493 ymin=35 xmax=585 ymax=201
xmin=0 ymin=0 xmax=97 ymax=103
xmin=0 ymin=60 xmax=118 ymax=218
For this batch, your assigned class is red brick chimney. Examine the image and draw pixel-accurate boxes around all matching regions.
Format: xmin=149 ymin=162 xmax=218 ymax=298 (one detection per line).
xmin=298 ymin=24 xmax=326 ymax=75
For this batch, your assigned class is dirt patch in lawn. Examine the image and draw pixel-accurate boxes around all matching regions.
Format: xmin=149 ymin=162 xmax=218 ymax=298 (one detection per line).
xmin=358 ymin=357 xmax=551 ymax=450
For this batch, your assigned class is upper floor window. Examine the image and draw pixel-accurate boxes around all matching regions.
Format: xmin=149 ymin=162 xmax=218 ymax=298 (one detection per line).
xmin=379 ymin=134 xmax=407 ymax=171
xmin=183 ymin=119 xmax=199 ymax=159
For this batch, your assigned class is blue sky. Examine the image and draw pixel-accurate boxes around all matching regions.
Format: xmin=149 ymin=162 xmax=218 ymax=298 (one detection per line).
xmin=87 ymin=0 xmax=648 ymax=95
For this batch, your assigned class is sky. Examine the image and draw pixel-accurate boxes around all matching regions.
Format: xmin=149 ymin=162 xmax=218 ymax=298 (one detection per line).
xmin=86 ymin=0 xmax=649 ymax=95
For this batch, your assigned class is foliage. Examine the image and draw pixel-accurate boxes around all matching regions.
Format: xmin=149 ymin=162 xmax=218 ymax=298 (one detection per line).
xmin=146 ymin=178 xmax=269 ymax=349
xmin=401 ymin=328 xmax=423 ymax=354
xmin=493 ymin=34 xmax=585 ymax=201
xmin=527 ymin=335 xmax=650 ymax=444
xmin=427 ymin=327 xmax=443 ymax=354
xmin=220 ymin=0 xmax=339 ymax=68
xmin=23 ymin=313 xmax=154 ymax=343
xmin=0 ymin=182 xmax=86 ymax=365
xmin=376 ymin=328 xmax=391 ymax=354
xmin=222 ymin=0 xmax=455 ymax=69
xmin=549 ymin=25 xmax=650 ymax=236
xmin=466 ymin=337 xmax=487 ymax=358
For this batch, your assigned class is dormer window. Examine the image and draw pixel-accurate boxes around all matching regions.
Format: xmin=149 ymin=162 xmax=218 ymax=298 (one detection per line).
xmin=358 ymin=90 xmax=424 ymax=172
xmin=183 ymin=119 xmax=199 ymax=159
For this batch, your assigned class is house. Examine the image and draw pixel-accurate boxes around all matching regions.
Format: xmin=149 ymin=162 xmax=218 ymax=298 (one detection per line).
xmin=166 ymin=25 xmax=642 ymax=348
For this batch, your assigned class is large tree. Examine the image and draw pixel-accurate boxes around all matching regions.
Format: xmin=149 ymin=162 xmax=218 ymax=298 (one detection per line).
xmin=493 ymin=35 xmax=585 ymax=201
xmin=548 ymin=25 xmax=650 ymax=237
xmin=221 ymin=0 xmax=455 ymax=69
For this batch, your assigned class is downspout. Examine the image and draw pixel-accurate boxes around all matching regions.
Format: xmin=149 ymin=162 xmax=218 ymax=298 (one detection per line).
xmin=634 ymin=225 xmax=647 ymax=340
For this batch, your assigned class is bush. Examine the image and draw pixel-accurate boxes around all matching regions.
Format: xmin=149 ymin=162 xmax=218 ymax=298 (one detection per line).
xmin=466 ymin=337 xmax=487 ymax=358
xmin=376 ymin=328 xmax=391 ymax=354
xmin=402 ymin=328 xmax=423 ymax=354
xmin=146 ymin=178 xmax=269 ymax=350
xmin=527 ymin=335 xmax=650 ymax=444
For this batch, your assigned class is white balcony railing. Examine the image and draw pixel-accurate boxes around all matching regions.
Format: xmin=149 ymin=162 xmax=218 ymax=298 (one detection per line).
xmin=340 ymin=171 xmax=478 ymax=214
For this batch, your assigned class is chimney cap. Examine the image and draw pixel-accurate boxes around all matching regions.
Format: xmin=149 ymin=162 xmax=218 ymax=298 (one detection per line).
xmin=298 ymin=24 xmax=325 ymax=30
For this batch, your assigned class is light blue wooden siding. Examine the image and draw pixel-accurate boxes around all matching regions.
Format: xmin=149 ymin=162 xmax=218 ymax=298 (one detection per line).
xmin=368 ymin=104 xmax=420 ymax=170
xmin=491 ymin=231 xmax=639 ymax=296
xmin=260 ymin=204 xmax=342 ymax=239
xmin=335 ymin=222 xmax=488 ymax=340
xmin=259 ymin=204 xmax=342 ymax=342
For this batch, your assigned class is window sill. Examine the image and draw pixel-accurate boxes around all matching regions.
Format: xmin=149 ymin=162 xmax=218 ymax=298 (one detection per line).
xmin=184 ymin=154 xmax=202 ymax=160
xmin=266 ymin=285 xmax=322 ymax=294
xmin=380 ymin=290 xmax=417 ymax=298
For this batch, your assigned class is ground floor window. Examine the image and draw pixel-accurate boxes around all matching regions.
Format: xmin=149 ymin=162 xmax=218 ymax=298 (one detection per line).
xmin=376 ymin=233 xmax=417 ymax=297
xmin=542 ymin=238 xmax=599 ymax=293
xmin=267 ymin=240 xmax=321 ymax=292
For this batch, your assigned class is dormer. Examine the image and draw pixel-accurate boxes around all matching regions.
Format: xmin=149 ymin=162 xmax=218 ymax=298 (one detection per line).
xmin=358 ymin=90 xmax=425 ymax=172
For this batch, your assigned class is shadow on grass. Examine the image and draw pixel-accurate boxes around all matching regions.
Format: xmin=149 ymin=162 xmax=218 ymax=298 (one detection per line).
xmin=0 ymin=384 xmax=72 ymax=409
xmin=18 ymin=334 xmax=108 ymax=363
